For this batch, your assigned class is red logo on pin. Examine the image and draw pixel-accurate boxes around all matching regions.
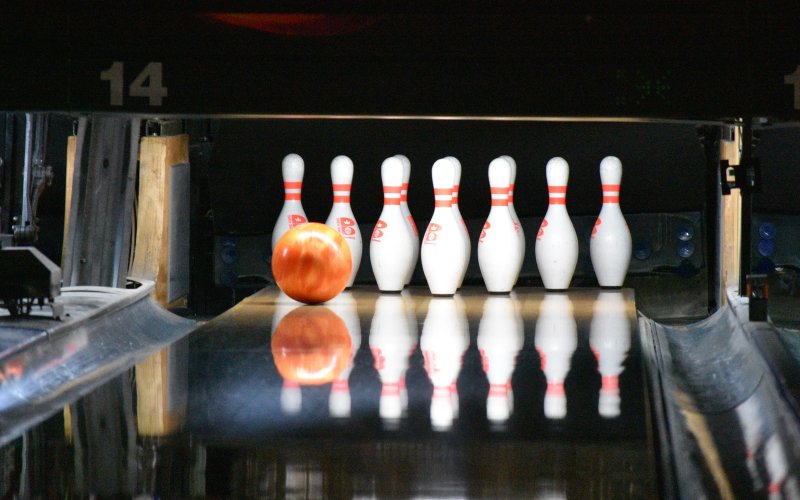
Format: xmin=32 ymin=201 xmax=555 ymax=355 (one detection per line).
xmin=337 ymin=217 xmax=357 ymax=238
xmin=479 ymin=221 xmax=490 ymax=242
xmin=537 ymin=219 xmax=548 ymax=240
xmin=288 ymin=214 xmax=307 ymax=228
xmin=371 ymin=220 xmax=387 ymax=241
xmin=423 ymin=223 xmax=442 ymax=244
xmin=591 ymin=217 xmax=601 ymax=239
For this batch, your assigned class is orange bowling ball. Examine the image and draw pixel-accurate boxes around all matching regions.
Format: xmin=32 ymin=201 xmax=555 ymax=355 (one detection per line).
xmin=271 ymin=306 xmax=352 ymax=385
xmin=272 ymin=223 xmax=352 ymax=304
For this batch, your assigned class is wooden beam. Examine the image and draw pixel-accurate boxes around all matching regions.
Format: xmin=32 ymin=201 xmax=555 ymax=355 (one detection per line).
xmin=130 ymin=134 xmax=190 ymax=307
xmin=135 ymin=344 xmax=187 ymax=436
xmin=61 ymin=135 xmax=76 ymax=267
xmin=719 ymin=128 xmax=742 ymax=300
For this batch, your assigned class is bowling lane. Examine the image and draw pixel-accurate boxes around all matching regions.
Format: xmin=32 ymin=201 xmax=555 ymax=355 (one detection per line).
xmin=187 ymin=286 xmax=657 ymax=497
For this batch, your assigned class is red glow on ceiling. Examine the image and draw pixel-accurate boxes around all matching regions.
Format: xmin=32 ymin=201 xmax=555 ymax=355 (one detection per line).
xmin=206 ymin=13 xmax=384 ymax=36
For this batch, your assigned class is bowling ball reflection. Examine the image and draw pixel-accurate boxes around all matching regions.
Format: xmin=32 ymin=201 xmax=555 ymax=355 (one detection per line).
xmin=271 ymin=306 xmax=352 ymax=385
xmin=272 ymin=223 xmax=352 ymax=304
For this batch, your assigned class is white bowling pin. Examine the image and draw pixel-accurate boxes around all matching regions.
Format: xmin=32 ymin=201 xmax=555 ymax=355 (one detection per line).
xmin=590 ymin=156 xmax=632 ymax=287
xmin=421 ymin=159 xmax=469 ymax=295
xmin=534 ymin=293 xmax=577 ymax=419
xmin=535 ymin=158 xmax=579 ymax=290
xmin=421 ymin=297 xmax=469 ymax=431
xmin=396 ymin=155 xmax=420 ymax=285
xmin=327 ymin=292 xmax=361 ymax=418
xmin=478 ymin=295 xmax=524 ymax=423
xmin=271 ymin=154 xmax=308 ymax=250
xmin=371 ymin=157 xmax=416 ymax=292
xmin=325 ymin=155 xmax=362 ymax=288
xmin=589 ymin=291 xmax=631 ymax=418
xmin=447 ymin=157 xmax=471 ymax=288
xmin=502 ymin=155 xmax=526 ymax=273
xmin=478 ymin=157 xmax=525 ymax=293
xmin=370 ymin=295 xmax=416 ymax=422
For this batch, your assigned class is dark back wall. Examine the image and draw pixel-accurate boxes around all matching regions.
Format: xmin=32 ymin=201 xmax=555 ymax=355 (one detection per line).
xmin=208 ymin=120 xmax=707 ymax=234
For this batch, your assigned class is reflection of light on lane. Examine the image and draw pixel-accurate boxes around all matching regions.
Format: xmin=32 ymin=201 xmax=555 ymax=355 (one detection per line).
xmin=765 ymin=434 xmax=800 ymax=499
xmin=401 ymin=289 xmax=419 ymax=413
xmin=370 ymin=295 xmax=416 ymax=424
xmin=281 ymin=380 xmax=302 ymax=415
xmin=421 ymin=297 xmax=469 ymax=431
xmin=589 ymin=291 xmax=631 ymax=419
xmin=271 ymin=304 xmax=351 ymax=416
xmin=735 ymin=395 xmax=765 ymax=490
xmin=535 ymin=294 xmax=577 ymax=420
xmin=478 ymin=295 xmax=523 ymax=423
xmin=327 ymin=292 xmax=361 ymax=418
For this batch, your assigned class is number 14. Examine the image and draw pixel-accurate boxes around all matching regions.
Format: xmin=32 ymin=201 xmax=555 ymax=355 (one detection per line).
xmin=100 ymin=62 xmax=168 ymax=106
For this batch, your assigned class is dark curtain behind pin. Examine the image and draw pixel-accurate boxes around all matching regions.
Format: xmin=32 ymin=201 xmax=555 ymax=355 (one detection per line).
xmin=62 ymin=115 xmax=140 ymax=287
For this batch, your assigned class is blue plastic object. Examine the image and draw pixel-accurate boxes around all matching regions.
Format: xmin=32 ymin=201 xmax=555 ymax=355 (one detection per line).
xmin=758 ymin=222 xmax=777 ymax=240
xmin=677 ymin=240 xmax=695 ymax=258
xmin=633 ymin=242 xmax=652 ymax=260
xmin=676 ymin=224 xmax=695 ymax=241
xmin=757 ymin=239 xmax=776 ymax=257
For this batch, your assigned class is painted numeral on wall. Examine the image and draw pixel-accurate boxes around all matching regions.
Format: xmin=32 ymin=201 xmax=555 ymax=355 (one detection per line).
xmin=784 ymin=65 xmax=800 ymax=110
xmin=100 ymin=62 xmax=168 ymax=106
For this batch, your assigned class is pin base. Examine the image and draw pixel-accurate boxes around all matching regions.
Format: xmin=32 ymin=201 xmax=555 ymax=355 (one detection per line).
xmin=543 ymin=288 xmax=569 ymax=293
xmin=488 ymin=290 xmax=512 ymax=295
xmin=599 ymin=285 xmax=624 ymax=290
xmin=378 ymin=289 xmax=403 ymax=294
xmin=431 ymin=293 xmax=456 ymax=297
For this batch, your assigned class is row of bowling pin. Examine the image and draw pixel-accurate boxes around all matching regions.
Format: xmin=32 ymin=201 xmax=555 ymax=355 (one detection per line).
xmin=272 ymin=153 xmax=632 ymax=293
xmin=273 ymin=291 xmax=631 ymax=427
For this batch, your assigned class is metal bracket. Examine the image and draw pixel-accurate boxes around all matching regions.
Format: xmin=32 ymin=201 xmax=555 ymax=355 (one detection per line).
xmin=720 ymin=157 xmax=761 ymax=195
xmin=746 ymin=274 xmax=768 ymax=321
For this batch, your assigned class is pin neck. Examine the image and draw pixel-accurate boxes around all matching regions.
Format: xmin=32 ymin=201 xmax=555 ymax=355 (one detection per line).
xmin=332 ymin=183 xmax=351 ymax=203
xmin=490 ymin=186 xmax=510 ymax=206
xmin=433 ymin=187 xmax=453 ymax=208
xmin=548 ymin=185 xmax=567 ymax=205
xmin=601 ymin=184 xmax=620 ymax=204
xmin=284 ymin=181 xmax=302 ymax=201
xmin=383 ymin=185 xmax=402 ymax=206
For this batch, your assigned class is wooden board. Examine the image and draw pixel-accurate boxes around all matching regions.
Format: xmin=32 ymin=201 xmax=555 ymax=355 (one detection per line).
xmin=61 ymin=135 xmax=76 ymax=266
xmin=130 ymin=134 xmax=190 ymax=307
xmin=720 ymin=132 xmax=742 ymax=301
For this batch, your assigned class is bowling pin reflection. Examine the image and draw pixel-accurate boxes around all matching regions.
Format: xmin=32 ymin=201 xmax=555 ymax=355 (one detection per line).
xmin=535 ymin=294 xmax=577 ymax=420
xmin=271 ymin=305 xmax=353 ymax=416
xmin=477 ymin=295 xmax=523 ymax=423
xmin=589 ymin=291 xmax=631 ymax=419
xmin=735 ymin=394 xmax=766 ymax=489
xmin=327 ymin=292 xmax=361 ymax=418
xmin=273 ymin=292 xmax=304 ymax=414
xmin=370 ymin=295 xmax=416 ymax=424
xmin=421 ymin=297 xmax=469 ymax=431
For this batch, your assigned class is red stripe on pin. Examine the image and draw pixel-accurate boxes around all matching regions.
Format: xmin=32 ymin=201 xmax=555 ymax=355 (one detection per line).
xmin=602 ymin=184 xmax=620 ymax=191
xmin=549 ymin=186 xmax=567 ymax=193
xmin=284 ymin=193 xmax=301 ymax=200
xmin=435 ymin=200 xmax=452 ymax=207
xmin=549 ymin=198 xmax=566 ymax=205
xmin=333 ymin=195 xmax=350 ymax=203
xmin=491 ymin=199 xmax=509 ymax=206
xmin=603 ymin=196 xmax=620 ymax=203
xmin=384 ymin=198 xmax=401 ymax=205
xmin=332 ymin=183 xmax=351 ymax=191
xmin=434 ymin=188 xmax=452 ymax=195
xmin=490 ymin=187 xmax=509 ymax=194
xmin=384 ymin=186 xmax=402 ymax=194
xmin=284 ymin=181 xmax=302 ymax=189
